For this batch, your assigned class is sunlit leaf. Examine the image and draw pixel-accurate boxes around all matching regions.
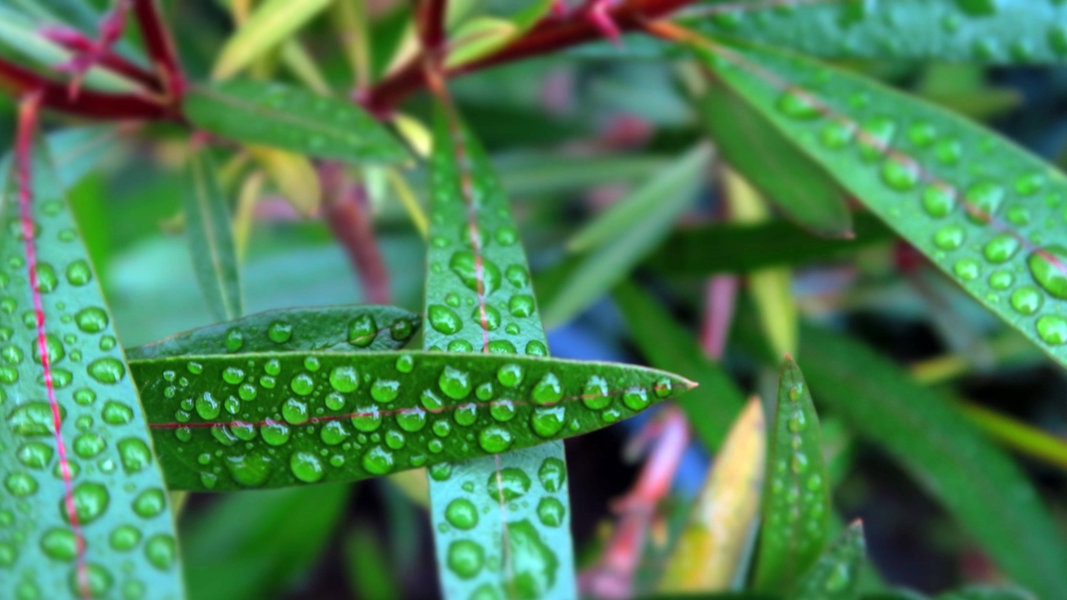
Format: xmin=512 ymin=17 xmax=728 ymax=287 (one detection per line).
xmin=0 ymin=139 xmax=183 ymax=598
xmin=184 ymin=146 xmax=243 ymax=322
xmin=212 ymin=0 xmax=332 ymax=79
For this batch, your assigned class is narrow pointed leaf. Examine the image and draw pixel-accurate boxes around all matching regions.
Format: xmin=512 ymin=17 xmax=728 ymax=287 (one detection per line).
xmin=131 ymin=351 xmax=692 ymax=491
xmin=185 ymin=146 xmax=243 ymax=322
xmin=660 ymin=398 xmax=765 ymax=593
xmin=613 ymin=280 xmax=745 ymax=449
xmin=699 ymin=78 xmax=851 ymax=237
xmin=128 ymin=305 xmax=422 ymax=358
xmin=753 ymin=358 xmax=832 ymax=592
xmin=184 ymin=80 xmax=408 ymax=164
xmin=212 ymin=0 xmax=331 ymax=79
xmin=791 ymin=521 xmax=866 ymax=600
xmin=424 ymin=103 xmax=580 ymax=599
xmin=1 ymin=141 xmax=183 ymax=597
xmin=690 ymin=0 xmax=1067 ymax=64
xmin=543 ymin=144 xmax=711 ymax=326
xmin=693 ymin=39 xmax=1067 ymax=371
xmin=647 ymin=213 xmax=892 ymax=276
xmin=760 ymin=323 xmax=1067 ymax=598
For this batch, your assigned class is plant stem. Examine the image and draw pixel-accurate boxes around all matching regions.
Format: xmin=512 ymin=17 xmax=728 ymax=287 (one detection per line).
xmin=132 ymin=0 xmax=186 ymax=99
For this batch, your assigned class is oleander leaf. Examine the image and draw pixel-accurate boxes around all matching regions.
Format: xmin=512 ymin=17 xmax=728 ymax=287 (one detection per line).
xmin=128 ymin=305 xmax=421 ymax=358
xmin=692 ymin=38 xmax=1067 ymax=371
xmin=184 ymin=80 xmax=408 ymax=165
xmin=212 ymin=0 xmax=332 ymax=79
xmin=423 ymin=101 xmax=581 ymax=599
xmin=753 ymin=358 xmax=832 ymax=593
xmin=790 ymin=521 xmax=866 ymax=600
xmin=688 ymin=0 xmax=1067 ymax=64
xmin=0 ymin=139 xmax=183 ymax=598
xmin=184 ymin=146 xmax=243 ymax=322
xmin=130 ymin=351 xmax=692 ymax=491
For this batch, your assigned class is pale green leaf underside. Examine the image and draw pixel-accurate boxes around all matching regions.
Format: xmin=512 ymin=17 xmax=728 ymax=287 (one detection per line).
xmin=131 ymin=351 xmax=690 ymax=491
xmin=185 ymin=148 xmax=243 ymax=322
xmin=690 ymin=0 xmax=1067 ymax=64
xmin=695 ymin=39 xmax=1067 ymax=372
xmin=0 ymin=143 xmax=183 ymax=598
xmin=424 ymin=104 xmax=579 ymax=599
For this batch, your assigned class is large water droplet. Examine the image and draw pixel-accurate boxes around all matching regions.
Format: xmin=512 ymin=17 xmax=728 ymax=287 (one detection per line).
xmin=1027 ymin=246 xmax=1067 ymax=299
xmin=537 ymin=497 xmax=565 ymax=527
xmin=40 ymin=528 xmax=78 ymax=561
xmin=1010 ymin=286 xmax=1043 ymax=316
xmin=370 ymin=379 xmax=400 ymax=403
xmin=531 ymin=373 xmax=563 ymax=405
xmin=445 ymin=498 xmax=478 ymax=530
xmin=490 ymin=468 xmax=531 ymax=500
xmin=117 ymin=438 xmax=152 ymax=473
xmin=87 ymin=358 xmax=125 ymax=384
xmin=66 ymin=482 xmax=110 ymax=525
xmin=531 ymin=406 xmax=566 ymax=438
xmin=538 ymin=458 xmax=567 ymax=493
xmin=446 ymin=539 xmax=485 ymax=579
xmin=348 ymin=314 xmax=377 ymax=347
xmin=439 ymin=366 xmax=472 ymax=400
xmin=362 ymin=446 xmax=394 ymax=475
xmin=776 ymin=88 xmax=822 ymax=120
xmin=132 ymin=488 xmax=166 ymax=518
xmin=428 ymin=304 xmax=463 ymax=335
xmin=225 ymin=453 xmax=273 ymax=487
xmin=478 ymin=426 xmax=513 ymax=453
xmin=1037 ymin=315 xmax=1067 ymax=345
xmin=290 ymin=451 xmax=325 ymax=483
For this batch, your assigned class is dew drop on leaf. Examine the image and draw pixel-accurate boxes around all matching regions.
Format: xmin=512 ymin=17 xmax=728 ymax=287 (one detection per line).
xmin=1027 ymin=246 xmax=1067 ymax=299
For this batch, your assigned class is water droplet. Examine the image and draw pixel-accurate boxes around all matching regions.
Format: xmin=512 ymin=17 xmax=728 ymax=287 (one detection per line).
xmin=1037 ymin=315 xmax=1067 ymax=345
xmin=429 ymin=463 xmax=452 ymax=481
xmin=1027 ymin=246 xmax=1067 ymax=299
xmin=348 ymin=314 xmax=377 ymax=347
xmin=65 ymin=260 xmax=92 ymax=286
xmin=880 ymin=157 xmax=921 ymax=191
xmin=145 ymin=534 xmax=176 ymax=570
xmin=933 ymin=225 xmax=965 ymax=251
xmin=478 ymin=426 xmax=513 ymax=453
xmin=290 ymin=451 xmax=325 ymax=483
xmin=819 ymin=121 xmax=854 ymax=149
xmin=195 ymin=392 xmax=221 ymax=420
xmin=421 ymin=389 xmax=446 ymax=412
xmin=982 ymin=234 xmax=1020 ymax=263
xmin=963 ymin=181 xmax=1005 ymax=224
xmin=109 ymin=525 xmax=141 ymax=551
xmin=622 ymin=388 xmax=650 ymax=411
xmin=531 ymin=372 xmax=562 ymax=405
xmin=66 ymin=482 xmax=109 ymax=524
xmin=88 ymin=357 xmax=125 ymax=384
xmin=428 ymin=304 xmax=463 ymax=334
xmin=261 ymin=422 xmax=291 ymax=446
xmin=328 ymin=366 xmax=359 ymax=394
xmin=490 ymin=468 xmax=531 ymax=500
xmin=283 ymin=398 xmax=309 ymax=425
xmin=362 ymin=446 xmax=394 ymax=475
xmin=395 ymin=354 xmax=415 ymax=373
xmin=989 ymin=270 xmax=1014 ymax=290
xmin=921 ymin=184 xmax=956 ymax=218
xmin=75 ymin=307 xmax=108 ymax=333
xmin=17 ymin=442 xmax=53 ymax=468
xmin=439 ymin=366 xmax=472 ymax=400
xmin=320 ymin=421 xmax=348 ymax=445
xmin=539 ymin=458 xmax=566 ymax=492
xmin=222 ymin=367 xmax=245 ymax=385
xmin=73 ymin=433 xmax=106 ymax=459
xmin=397 ymin=407 xmax=427 ymax=432
xmin=118 ymin=438 xmax=151 ymax=473
xmin=777 ymin=88 xmax=822 ymax=120
xmin=370 ymin=379 xmax=400 ymax=403
xmin=70 ymin=563 xmax=113 ymax=597
xmin=454 ymin=403 xmax=478 ymax=426
xmin=450 ymin=252 xmax=502 ymax=294
xmin=1010 ymin=286 xmax=1043 ymax=315
xmin=934 ymin=138 xmax=962 ymax=165
xmin=267 ymin=321 xmax=293 ymax=344
xmin=509 ymin=295 xmax=535 ymax=318
xmin=225 ymin=454 xmax=273 ymax=487
xmin=537 ymin=497 xmax=565 ymax=527
xmin=447 ymin=540 xmax=485 ymax=579
xmin=531 ymin=406 xmax=566 ymax=437
xmin=351 ymin=405 xmax=382 ymax=432
xmin=9 ymin=402 xmax=56 ymax=436
xmin=490 ymin=400 xmax=517 ymax=422
xmin=445 ymin=498 xmax=478 ymax=530
xmin=448 ymin=339 xmax=473 ymax=352
xmin=525 ymin=340 xmax=548 ymax=356
xmin=5 ymin=472 xmax=37 ymax=496
xmin=132 ymin=488 xmax=166 ymax=518
xmin=503 ymin=521 xmax=558 ymax=598
xmin=953 ymin=258 xmax=980 ymax=281
xmin=505 ymin=264 xmax=530 ymax=288
xmin=496 ymin=364 xmax=524 ymax=388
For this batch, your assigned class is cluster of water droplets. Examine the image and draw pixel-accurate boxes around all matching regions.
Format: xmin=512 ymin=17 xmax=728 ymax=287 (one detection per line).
xmin=2 ymin=197 xmax=179 ymax=598
xmin=766 ymin=55 xmax=1067 ymax=351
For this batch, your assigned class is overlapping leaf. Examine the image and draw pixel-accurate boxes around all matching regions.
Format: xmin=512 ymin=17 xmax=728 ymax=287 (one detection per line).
xmin=693 ymin=39 xmax=1067 ymax=371
xmin=791 ymin=521 xmax=866 ymax=600
xmin=183 ymin=80 xmax=408 ymax=164
xmin=212 ymin=0 xmax=332 ymax=79
xmin=184 ymin=146 xmax=243 ymax=322
xmin=0 ymin=141 xmax=183 ymax=598
xmin=423 ymin=102 xmax=581 ymax=599
xmin=689 ymin=0 xmax=1067 ymax=64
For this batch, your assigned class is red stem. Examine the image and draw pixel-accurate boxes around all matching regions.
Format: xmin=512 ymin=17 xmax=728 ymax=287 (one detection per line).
xmin=364 ymin=0 xmax=694 ymax=114
xmin=417 ymin=0 xmax=449 ymax=63
xmin=132 ymin=0 xmax=186 ymax=98
xmin=0 ymin=58 xmax=175 ymax=120
xmin=320 ymin=163 xmax=393 ymax=305
xmin=42 ymin=26 xmax=162 ymax=91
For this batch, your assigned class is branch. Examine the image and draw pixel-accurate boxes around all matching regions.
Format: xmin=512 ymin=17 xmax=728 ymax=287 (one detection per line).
xmin=42 ymin=26 xmax=161 ymax=91
xmin=0 ymin=58 xmax=175 ymax=120
xmin=132 ymin=0 xmax=186 ymax=98
xmin=363 ymin=0 xmax=694 ymax=114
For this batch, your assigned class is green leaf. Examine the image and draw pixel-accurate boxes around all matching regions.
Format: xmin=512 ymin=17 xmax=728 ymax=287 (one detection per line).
xmin=771 ymin=323 xmax=1067 ymax=598
xmin=790 ymin=521 xmax=866 ymax=600
xmin=130 ymin=351 xmax=692 ymax=490
xmin=0 ymin=141 xmax=183 ymax=598
xmin=46 ymin=127 xmax=120 ymax=189
xmin=646 ymin=212 xmax=892 ymax=276
xmin=183 ymin=484 xmax=349 ymax=600
xmin=689 ymin=0 xmax=1067 ymax=64
xmin=212 ymin=0 xmax=332 ymax=79
xmin=692 ymin=39 xmax=1067 ymax=371
xmin=699 ymin=77 xmax=851 ymax=237
xmin=612 ymin=280 xmax=745 ymax=450
xmin=184 ymin=147 xmax=243 ymax=322
xmin=128 ymin=305 xmax=421 ymax=358
xmin=183 ymin=80 xmax=408 ymax=164
xmin=542 ymin=144 xmax=712 ymax=327
xmin=753 ymin=358 xmax=832 ymax=593
xmin=424 ymin=102 xmax=580 ymax=599
xmin=345 ymin=522 xmax=402 ymax=600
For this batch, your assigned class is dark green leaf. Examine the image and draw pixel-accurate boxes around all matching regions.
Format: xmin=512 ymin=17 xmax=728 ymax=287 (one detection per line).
xmin=699 ymin=77 xmax=851 ymax=237
xmin=183 ymin=484 xmax=349 ymax=600
xmin=423 ymin=102 xmax=579 ymax=599
xmin=128 ymin=305 xmax=421 ymax=358
xmin=693 ymin=39 xmax=1067 ymax=371
xmin=790 ymin=521 xmax=866 ymax=600
xmin=345 ymin=522 xmax=402 ymax=600
xmin=612 ymin=280 xmax=744 ymax=449
xmin=647 ymin=212 xmax=892 ymax=276
xmin=754 ymin=358 xmax=832 ymax=592
xmin=183 ymin=80 xmax=408 ymax=164
xmin=689 ymin=0 xmax=1067 ymax=64
xmin=185 ymin=147 xmax=243 ymax=322
xmin=1 ymin=141 xmax=183 ymax=598
xmin=131 ymin=351 xmax=693 ymax=490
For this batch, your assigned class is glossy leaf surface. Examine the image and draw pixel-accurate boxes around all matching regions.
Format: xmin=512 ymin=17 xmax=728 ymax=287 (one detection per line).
xmin=0 ymin=143 xmax=183 ymax=598
xmin=690 ymin=0 xmax=1067 ymax=64
xmin=791 ymin=521 xmax=866 ymax=600
xmin=184 ymin=80 xmax=408 ymax=165
xmin=695 ymin=39 xmax=1067 ymax=371
xmin=212 ymin=0 xmax=332 ymax=79
xmin=128 ymin=305 xmax=421 ymax=358
xmin=753 ymin=358 xmax=832 ymax=592
xmin=786 ymin=324 xmax=1067 ymax=598
xmin=184 ymin=147 xmax=243 ymax=322
xmin=131 ymin=351 xmax=691 ymax=491
xmin=423 ymin=103 xmax=579 ymax=599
